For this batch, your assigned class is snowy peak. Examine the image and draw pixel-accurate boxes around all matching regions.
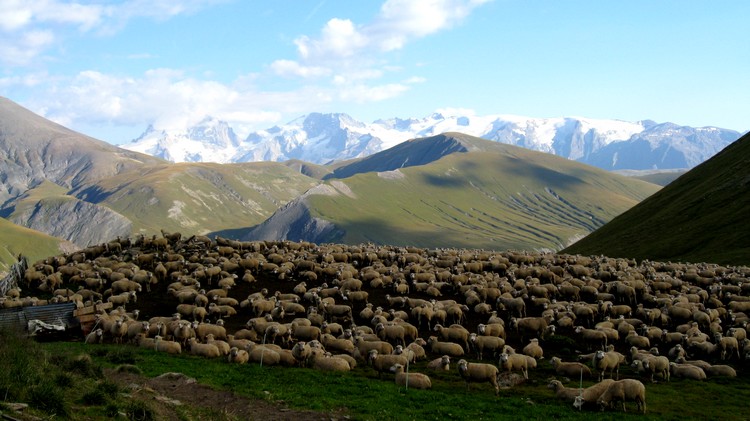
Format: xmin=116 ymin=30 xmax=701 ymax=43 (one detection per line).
xmin=122 ymin=111 xmax=742 ymax=170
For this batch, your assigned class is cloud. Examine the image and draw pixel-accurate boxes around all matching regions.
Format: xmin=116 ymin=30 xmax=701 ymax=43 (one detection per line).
xmin=0 ymin=0 xmax=223 ymax=65
xmin=270 ymin=59 xmax=331 ymax=78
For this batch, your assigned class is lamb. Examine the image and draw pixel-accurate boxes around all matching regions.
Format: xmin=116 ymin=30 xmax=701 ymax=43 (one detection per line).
xmin=390 ymin=364 xmax=432 ymax=390
xmin=188 ymin=338 xmax=221 ymax=358
xmin=426 ymin=336 xmax=464 ymax=358
xmin=596 ymin=379 xmax=646 ymax=413
xmin=426 ymin=355 xmax=451 ymax=371
xmin=228 ymin=347 xmax=250 ymax=364
xmin=592 ymin=349 xmax=625 ymax=381
xmin=457 ymin=359 xmax=500 ymax=395
xmin=498 ymin=352 xmax=529 ymax=379
xmin=550 ymin=356 xmax=592 ymax=379
xmin=469 ymin=333 xmax=505 ymax=360
xmin=669 ymin=362 xmax=706 ymax=380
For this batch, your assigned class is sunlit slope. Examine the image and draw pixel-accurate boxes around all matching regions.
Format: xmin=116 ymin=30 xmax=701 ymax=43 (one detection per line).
xmin=0 ymin=218 xmax=69 ymax=272
xmin=564 ymin=131 xmax=750 ymax=265
xmin=249 ymin=135 xmax=660 ymax=251
xmin=71 ymin=162 xmax=320 ymax=236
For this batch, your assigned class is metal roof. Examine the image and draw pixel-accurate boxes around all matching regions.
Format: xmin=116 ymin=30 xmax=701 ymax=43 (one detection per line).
xmin=0 ymin=302 xmax=78 ymax=333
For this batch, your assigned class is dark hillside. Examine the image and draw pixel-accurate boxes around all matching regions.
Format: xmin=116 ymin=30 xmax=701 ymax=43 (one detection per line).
xmin=564 ymin=131 xmax=750 ymax=265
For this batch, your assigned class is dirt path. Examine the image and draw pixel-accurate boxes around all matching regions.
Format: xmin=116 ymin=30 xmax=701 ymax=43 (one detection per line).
xmin=106 ymin=369 xmax=348 ymax=421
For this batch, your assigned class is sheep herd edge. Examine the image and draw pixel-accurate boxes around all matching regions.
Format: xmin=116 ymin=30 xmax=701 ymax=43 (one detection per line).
xmin=2 ymin=231 xmax=750 ymax=420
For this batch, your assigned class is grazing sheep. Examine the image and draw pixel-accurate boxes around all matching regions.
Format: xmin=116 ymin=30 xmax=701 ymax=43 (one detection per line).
xmin=573 ymin=379 xmax=617 ymax=410
xmin=457 ymin=359 xmax=500 ymax=395
xmin=669 ymin=362 xmax=706 ymax=380
xmin=596 ymin=379 xmax=646 ymax=413
xmin=550 ymin=356 xmax=592 ymax=379
xmin=390 ymin=364 xmax=432 ymax=389
xmin=425 ymin=355 xmax=451 ymax=372
xmin=498 ymin=352 xmax=529 ymax=379
xmin=548 ymin=380 xmax=581 ymax=401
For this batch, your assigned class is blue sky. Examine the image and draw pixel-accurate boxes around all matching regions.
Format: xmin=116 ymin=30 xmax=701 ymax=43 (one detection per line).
xmin=0 ymin=0 xmax=747 ymax=144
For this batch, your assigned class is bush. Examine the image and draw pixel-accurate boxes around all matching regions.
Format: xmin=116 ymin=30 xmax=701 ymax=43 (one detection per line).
xmin=124 ymin=400 xmax=155 ymax=421
xmin=28 ymin=379 xmax=68 ymax=417
xmin=80 ymin=388 xmax=108 ymax=406
xmin=54 ymin=372 xmax=74 ymax=388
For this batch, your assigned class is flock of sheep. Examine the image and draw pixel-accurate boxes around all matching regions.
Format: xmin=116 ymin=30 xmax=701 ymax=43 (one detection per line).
xmin=3 ymin=232 xmax=750 ymax=413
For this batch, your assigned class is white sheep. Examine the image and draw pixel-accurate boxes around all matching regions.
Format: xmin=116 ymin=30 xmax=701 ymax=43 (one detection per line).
xmin=85 ymin=328 xmax=103 ymax=344
xmin=573 ymin=379 xmax=616 ymax=410
xmin=550 ymin=356 xmax=592 ymax=379
xmin=592 ymin=349 xmax=625 ymax=381
xmin=426 ymin=336 xmax=464 ymax=358
xmin=469 ymin=333 xmax=505 ymax=360
xmin=704 ymin=364 xmax=737 ymax=377
xmin=368 ymin=349 xmax=408 ymax=377
xmin=228 ymin=346 xmax=249 ymax=364
xmin=669 ymin=362 xmax=706 ymax=380
xmin=596 ymin=379 xmax=646 ymax=413
xmin=631 ymin=356 xmax=670 ymax=382
xmin=522 ymin=338 xmax=544 ymax=360
xmin=426 ymin=355 xmax=451 ymax=371
xmin=457 ymin=359 xmax=500 ymax=395
xmin=390 ymin=364 xmax=432 ymax=390
xmin=188 ymin=338 xmax=220 ymax=358
xmin=498 ymin=352 xmax=529 ymax=379
xmin=154 ymin=336 xmax=182 ymax=354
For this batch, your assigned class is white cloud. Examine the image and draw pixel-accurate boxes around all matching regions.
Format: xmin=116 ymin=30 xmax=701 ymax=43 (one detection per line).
xmin=270 ymin=59 xmax=331 ymax=78
xmin=0 ymin=30 xmax=55 ymax=66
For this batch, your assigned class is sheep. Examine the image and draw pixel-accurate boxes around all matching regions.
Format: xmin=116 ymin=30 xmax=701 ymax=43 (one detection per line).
xmin=433 ymin=324 xmax=470 ymax=350
xmin=291 ymin=324 xmax=321 ymax=342
xmin=154 ymin=336 xmax=182 ymax=354
xmin=107 ymin=291 xmax=137 ymax=306
xmin=390 ymin=364 xmax=432 ymax=390
xmin=110 ymin=318 xmax=128 ymax=344
xmin=714 ymin=332 xmax=741 ymax=361
xmin=510 ymin=316 xmax=553 ymax=342
xmin=376 ymin=322 xmax=406 ymax=347
xmin=330 ymin=353 xmax=357 ymax=369
xmin=596 ymin=379 xmax=646 ymax=413
xmin=320 ymin=333 xmax=355 ymax=354
xmin=188 ymin=338 xmax=221 ymax=358
xmin=573 ymin=379 xmax=617 ymax=410
xmin=592 ymin=350 xmax=625 ymax=381
xmin=477 ymin=322 xmax=506 ymax=339
xmin=111 ymin=279 xmax=142 ymax=294
xmin=550 ymin=356 xmax=592 ymax=379
xmin=193 ymin=322 xmax=227 ymax=342
xmin=126 ymin=321 xmax=150 ymax=344
xmin=368 ymin=349 xmax=408 ymax=377
xmin=246 ymin=344 xmax=282 ymax=366
xmin=522 ymin=338 xmax=544 ymax=360
xmin=469 ymin=333 xmax=505 ymax=360
xmin=405 ymin=340 xmax=427 ymax=361
xmin=548 ymin=380 xmax=581 ymax=401
xmin=228 ymin=347 xmax=250 ymax=364
xmin=85 ymin=328 xmax=104 ymax=344
xmin=205 ymin=333 xmax=231 ymax=356
xmin=704 ymin=364 xmax=737 ymax=378
xmin=457 ymin=359 xmax=500 ymax=395
xmin=625 ymin=330 xmax=651 ymax=349
xmin=575 ymin=326 xmax=608 ymax=351
xmin=631 ymin=356 xmax=670 ymax=382
xmin=669 ymin=362 xmax=706 ymax=380
xmin=353 ymin=337 xmax=394 ymax=359
xmin=426 ymin=355 xmax=451 ymax=371
xmin=310 ymin=353 xmax=351 ymax=372
xmin=498 ymin=352 xmax=529 ymax=379
xmin=426 ymin=336 xmax=465 ymax=358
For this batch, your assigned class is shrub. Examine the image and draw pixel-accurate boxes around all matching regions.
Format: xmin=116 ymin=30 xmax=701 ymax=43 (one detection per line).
xmin=28 ymin=379 xmax=68 ymax=417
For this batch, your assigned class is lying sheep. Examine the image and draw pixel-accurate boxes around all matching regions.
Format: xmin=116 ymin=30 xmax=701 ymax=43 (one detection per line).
xmin=522 ymin=339 xmax=544 ymax=360
xmin=426 ymin=355 xmax=451 ymax=371
xmin=596 ymin=379 xmax=646 ymax=413
xmin=228 ymin=347 xmax=249 ymax=364
xmin=550 ymin=356 xmax=592 ymax=379
xmin=498 ymin=352 xmax=529 ymax=379
xmin=390 ymin=364 xmax=432 ymax=390
xmin=704 ymin=364 xmax=737 ymax=378
xmin=457 ymin=359 xmax=500 ymax=395
xmin=188 ymin=338 xmax=220 ymax=358
xmin=670 ymin=362 xmax=706 ymax=380
xmin=310 ymin=353 xmax=351 ymax=372
xmin=154 ymin=336 xmax=182 ymax=354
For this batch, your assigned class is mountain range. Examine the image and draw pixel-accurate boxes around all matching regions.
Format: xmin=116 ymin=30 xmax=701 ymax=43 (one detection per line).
xmin=124 ymin=112 xmax=742 ymax=171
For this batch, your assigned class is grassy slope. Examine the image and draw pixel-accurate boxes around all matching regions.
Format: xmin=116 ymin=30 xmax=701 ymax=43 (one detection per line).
xmin=75 ymin=161 xmax=320 ymax=236
xmin=40 ymin=342 xmax=750 ymax=421
xmin=564 ymin=132 xmax=750 ymax=265
xmin=0 ymin=217 xmax=65 ymax=272
xmin=306 ymin=145 xmax=659 ymax=251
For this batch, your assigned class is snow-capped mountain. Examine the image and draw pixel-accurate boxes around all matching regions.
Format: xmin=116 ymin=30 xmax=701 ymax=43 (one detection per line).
xmin=122 ymin=112 xmax=742 ymax=170
xmin=125 ymin=116 xmax=240 ymax=163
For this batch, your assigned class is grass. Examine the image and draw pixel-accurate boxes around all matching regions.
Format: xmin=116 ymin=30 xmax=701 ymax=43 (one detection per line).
xmin=564 ymin=131 xmax=750 ymax=266
xmin=0 ymin=217 xmax=64 ymax=274
xmin=303 ymin=135 xmax=659 ymax=251
xmin=33 ymin=340 xmax=750 ymax=421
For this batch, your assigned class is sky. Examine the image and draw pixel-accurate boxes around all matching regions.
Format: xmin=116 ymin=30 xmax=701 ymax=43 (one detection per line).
xmin=0 ymin=0 xmax=747 ymax=144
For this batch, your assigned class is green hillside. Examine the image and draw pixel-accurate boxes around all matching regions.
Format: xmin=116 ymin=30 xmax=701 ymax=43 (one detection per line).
xmin=297 ymin=136 xmax=660 ymax=251
xmin=0 ymin=218 xmax=68 ymax=273
xmin=72 ymin=161 xmax=320 ymax=236
xmin=564 ymin=132 xmax=750 ymax=265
